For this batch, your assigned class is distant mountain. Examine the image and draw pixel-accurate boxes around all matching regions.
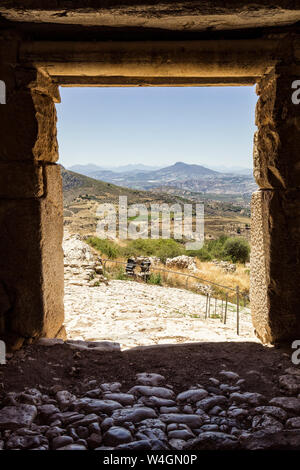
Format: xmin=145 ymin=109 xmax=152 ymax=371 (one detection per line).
xmin=68 ymin=163 xmax=161 ymax=176
xmin=110 ymin=164 xmax=163 ymax=173
xmin=68 ymin=164 xmax=102 ymax=174
xmin=61 ymin=166 xmax=184 ymax=206
xmin=151 ymin=161 xmax=219 ymax=177
xmin=66 ymin=161 xmax=256 ymax=195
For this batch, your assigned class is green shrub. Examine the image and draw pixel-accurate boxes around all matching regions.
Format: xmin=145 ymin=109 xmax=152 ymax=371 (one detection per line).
xmin=188 ymin=235 xmax=250 ymax=264
xmin=186 ymin=247 xmax=212 ymax=261
xmin=223 ymin=237 xmax=250 ymax=264
xmin=206 ymin=235 xmax=229 ymax=259
xmin=127 ymin=238 xmax=184 ymax=263
xmin=87 ymin=234 xmax=250 ymax=265
xmin=86 ymin=237 xmax=120 ymax=259
xmin=188 ymin=236 xmax=228 ymax=262
xmin=113 ymin=267 xmax=129 ymax=280
xmin=148 ymin=273 xmax=162 ymax=285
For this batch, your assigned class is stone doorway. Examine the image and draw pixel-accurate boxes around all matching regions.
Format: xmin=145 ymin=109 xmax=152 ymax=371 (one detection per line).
xmin=1 ymin=39 xmax=300 ymax=349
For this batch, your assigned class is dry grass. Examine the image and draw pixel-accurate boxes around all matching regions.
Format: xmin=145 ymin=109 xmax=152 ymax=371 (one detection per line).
xmin=194 ymin=260 xmax=249 ymax=294
xmin=103 ymin=257 xmax=250 ymax=305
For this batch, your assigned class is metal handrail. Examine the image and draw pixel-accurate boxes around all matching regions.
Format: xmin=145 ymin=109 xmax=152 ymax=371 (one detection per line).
xmin=100 ymin=257 xmax=247 ymax=335
xmin=102 ymin=258 xmax=236 ymax=291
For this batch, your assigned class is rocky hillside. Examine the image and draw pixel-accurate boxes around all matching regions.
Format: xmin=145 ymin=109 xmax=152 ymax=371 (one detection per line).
xmin=61 ymin=166 xmax=148 ymax=205
xmin=61 ymin=167 xmax=251 ymax=238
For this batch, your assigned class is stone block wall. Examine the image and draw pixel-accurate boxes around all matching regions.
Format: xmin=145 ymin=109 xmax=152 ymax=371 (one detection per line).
xmin=251 ymin=62 xmax=300 ymax=343
xmin=0 ymin=34 xmax=64 ymax=350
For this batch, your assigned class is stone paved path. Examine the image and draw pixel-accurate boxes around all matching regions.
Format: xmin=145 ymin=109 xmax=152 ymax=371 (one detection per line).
xmin=64 ymin=280 xmax=256 ymax=349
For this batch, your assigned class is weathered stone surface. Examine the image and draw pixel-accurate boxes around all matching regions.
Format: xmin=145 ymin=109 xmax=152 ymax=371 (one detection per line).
xmin=45 ymin=426 xmax=64 ymax=439
xmin=19 ymin=388 xmax=43 ymax=406
xmin=230 ymin=392 xmax=266 ymax=406
xmin=249 ymin=63 xmax=300 ymax=345
xmin=254 ymin=66 xmax=300 ymax=189
xmin=177 ymin=389 xmax=208 ymax=403
xmin=87 ymin=433 xmax=103 ymax=449
xmin=279 ymin=374 xmax=300 ymax=394
xmin=56 ymin=391 xmax=76 ymax=411
xmin=252 ymin=414 xmax=283 ymax=433
xmin=136 ymin=373 xmax=166 ymax=386
xmin=63 ymin=232 xmax=108 ymax=289
xmin=15 ymin=67 xmax=60 ymax=103
xmin=74 ymin=398 xmax=122 ymax=415
xmin=3 ymin=368 xmax=300 ymax=450
xmin=0 ymin=86 xmax=58 ymax=163
xmin=250 ymin=189 xmax=300 ymax=343
xmin=117 ymin=440 xmax=152 ymax=450
xmin=254 ymin=406 xmax=287 ymax=422
xmin=168 ymin=429 xmax=194 ymax=440
xmin=100 ymin=383 xmax=122 ymax=393
xmin=0 ymin=163 xmax=44 ymax=199
xmin=160 ymin=414 xmax=204 ymax=428
xmin=0 ymin=281 xmax=11 ymax=330
xmin=0 ymin=405 xmax=37 ymax=430
xmin=103 ymin=427 xmax=132 ymax=446
xmin=160 ymin=406 xmax=179 ymax=414
xmin=0 ymin=59 xmax=64 ymax=347
xmin=129 ymin=386 xmax=174 ymax=400
xmin=196 ymin=395 xmax=228 ymax=411
xmin=184 ymin=432 xmax=238 ymax=450
xmin=241 ymin=429 xmax=300 ymax=450
xmin=66 ymin=340 xmax=119 ymax=352
xmin=219 ymin=371 xmax=239 ymax=382
xmin=52 ymin=435 xmax=73 ymax=450
xmin=141 ymin=396 xmax=176 ymax=408
xmin=57 ymin=443 xmax=87 ymax=450
xmin=112 ymin=407 xmax=157 ymax=424
xmin=102 ymin=393 xmax=134 ymax=406
xmin=270 ymin=397 xmax=300 ymax=413
xmin=138 ymin=418 xmax=166 ymax=430
xmin=286 ymin=417 xmax=300 ymax=428
xmin=0 ymin=164 xmax=64 ymax=346
xmin=38 ymin=404 xmax=60 ymax=421
xmin=6 ymin=434 xmax=44 ymax=450
xmin=227 ymin=408 xmax=248 ymax=419
xmin=71 ymin=414 xmax=99 ymax=428
xmin=2 ymin=2 xmax=300 ymax=33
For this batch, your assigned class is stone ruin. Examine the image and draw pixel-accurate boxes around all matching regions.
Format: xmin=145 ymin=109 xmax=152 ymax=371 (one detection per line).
xmin=212 ymin=260 xmax=237 ymax=274
xmin=63 ymin=232 xmax=108 ymax=288
xmin=166 ymin=256 xmax=198 ymax=272
xmin=0 ymin=2 xmax=300 ymax=347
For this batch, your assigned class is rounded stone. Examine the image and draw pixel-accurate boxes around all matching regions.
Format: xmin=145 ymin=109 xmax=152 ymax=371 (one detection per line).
xmin=103 ymin=427 xmax=132 ymax=446
xmin=52 ymin=435 xmax=73 ymax=450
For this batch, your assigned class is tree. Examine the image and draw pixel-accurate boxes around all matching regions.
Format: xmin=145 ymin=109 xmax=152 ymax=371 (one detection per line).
xmin=223 ymin=238 xmax=250 ymax=264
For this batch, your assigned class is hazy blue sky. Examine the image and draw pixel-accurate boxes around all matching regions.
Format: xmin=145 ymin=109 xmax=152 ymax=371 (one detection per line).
xmin=56 ymin=86 xmax=257 ymax=169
